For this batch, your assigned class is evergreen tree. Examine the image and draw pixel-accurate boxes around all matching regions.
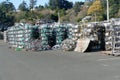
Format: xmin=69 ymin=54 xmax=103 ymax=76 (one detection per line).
xmin=29 ymin=0 xmax=37 ymax=9
xmin=18 ymin=0 xmax=28 ymax=11
xmin=73 ymin=2 xmax=84 ymax=14
xmin=0 ymin=0 xmax=15 ymax=13
xmin=49 ymin=0 xmax=73 ymax=10
xmin=0 ymin=1 xmax=15 ymax=27
xmin=35 ymin=5 xmax=44 ymax=11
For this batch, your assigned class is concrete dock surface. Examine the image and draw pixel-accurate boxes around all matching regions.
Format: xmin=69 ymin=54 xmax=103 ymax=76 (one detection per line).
xmin=0 ymin=40 xmax=120 ymax=80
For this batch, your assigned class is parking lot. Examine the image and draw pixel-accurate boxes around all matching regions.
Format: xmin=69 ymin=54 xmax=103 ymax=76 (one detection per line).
xmin=0 ymin=40 xmax=120 ymax=80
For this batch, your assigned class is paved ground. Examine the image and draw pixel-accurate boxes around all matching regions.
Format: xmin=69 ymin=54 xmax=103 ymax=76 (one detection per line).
xmin=0 ymin=40 xmax=120 ymax=80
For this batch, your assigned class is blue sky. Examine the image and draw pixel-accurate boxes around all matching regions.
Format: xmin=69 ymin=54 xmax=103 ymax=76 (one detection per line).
xmin=0 ymin=0 xmax=84 ymax=9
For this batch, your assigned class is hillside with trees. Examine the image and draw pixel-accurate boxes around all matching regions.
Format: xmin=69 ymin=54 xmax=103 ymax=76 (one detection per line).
xmin=0 ymin=0 xmax=120 ymax=30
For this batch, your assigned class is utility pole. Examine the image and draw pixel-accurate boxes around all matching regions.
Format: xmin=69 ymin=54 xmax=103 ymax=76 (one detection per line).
xmin=58 ymin=12 xmax=60 ymax=24
xmin=107 ymin=0 xmax=109 ymax=21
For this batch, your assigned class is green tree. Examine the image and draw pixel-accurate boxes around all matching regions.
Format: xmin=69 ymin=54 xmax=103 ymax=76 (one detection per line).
xmin=63 ymin=0 xmax=73 ymax=10
xmin=4 ymin=13 xmax=15 ymax=26
xmin=73 ymin=2 xmax=84 ymax=14
xmin=109 ymin=0 xmax=120 ymax=18
xmin=101 ymin=0 xmax=120 ymax=19
xmin=50 ymin=13 xmax=58 ymax=22
xmin=0 ymin=1 xmax=15 ymax=13
xmin=49 ymin=0 xmax=73 ymax=10
xmin=0 ymin=1 xmax=15 ymax=27
xmin=0 ymin=9 xmax=6 ymax=24
xmin=35 ymin=5 xmax=44 ymax=11
xmin=45 ymin=3 xmax=49 ymax=8
xmin=49 ymin=0 xmax=58 ymax=9
xmin=29 ymin=0 xmax=37 ymax=10
xmin=18 ymin=1 xmax=28 ymax=11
